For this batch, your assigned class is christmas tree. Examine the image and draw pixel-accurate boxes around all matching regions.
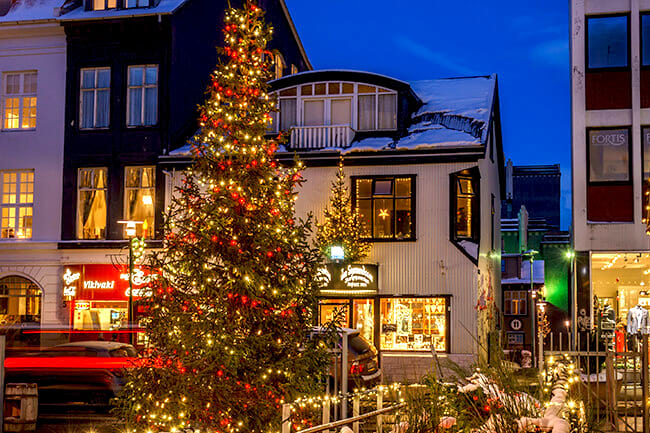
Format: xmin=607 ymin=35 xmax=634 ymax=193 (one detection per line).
xmin=115 ymin=4 xmax=330 ymax=432
xmin=316 ymin=156 xmax=371 ymax=263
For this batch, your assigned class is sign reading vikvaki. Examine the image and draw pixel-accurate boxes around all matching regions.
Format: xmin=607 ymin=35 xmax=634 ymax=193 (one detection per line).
xmin=317 ymin=263 xmax=378 ymax=293
xmin=62 ymin=264 xmax=155 ymax=301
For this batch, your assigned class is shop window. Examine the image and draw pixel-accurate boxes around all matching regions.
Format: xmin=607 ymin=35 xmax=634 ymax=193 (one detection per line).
xmin=124 ymin=167 xmax=155 ymax=238
xmin=127 ymin=65 xmax=158 ymax=127
xmin=380 ymin=297 xmax=448 ymax=352
xmin=74 ymin=300 xmax=127 ymax=331
xmin=451 ymin=169 xmax=479 ymax=242
xmin=588 ymin=128 xmax=630 ymax=182
xmin=2 ymin=71 xmax=36 ymax=130
xmin=77 ymin=168 xmax=107 ymax=240
xmin=1 ymin=170 xmax=33 ymax=239
xmin=353 ymin=299 xmax=374 ymax=343
xmin=504 ymin=291 xmax=527 ymax=315
xmin=319 ymin=299 xmax=349 ymax=327
xmin=587 ymin=15 xmax=629 ymax=69
xmin=353 ymin=176 xmax=415 ymax=241
xmin=80 ymin=68 xmax=110 ymax=129
xmin=0 ymin=276 xmax=40 ymax=324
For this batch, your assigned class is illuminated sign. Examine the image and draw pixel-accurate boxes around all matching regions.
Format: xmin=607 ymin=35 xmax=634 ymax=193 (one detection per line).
xmin=120 ymin=268 xmax=157 ymax=286
xmin=75 ymin=301 xmax=90 ymax=310
xmin=62 ymin=268 xmax=81 ymax=297
xmin=83 ymin=280 xmax=115 ymax=289
xmin=62 ymin=264 xmax=154 ymax=301
xmin=317 ymin=263 xmax=378 ymax=294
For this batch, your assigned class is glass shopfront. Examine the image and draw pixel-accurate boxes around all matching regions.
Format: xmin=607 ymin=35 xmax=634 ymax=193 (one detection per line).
xmin=318 ymin=296 xmax=449 ymax=353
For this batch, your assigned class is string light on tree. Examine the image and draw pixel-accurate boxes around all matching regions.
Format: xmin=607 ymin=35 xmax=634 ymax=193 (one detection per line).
xmin=115 ymin=4 xmax=330 ymax=432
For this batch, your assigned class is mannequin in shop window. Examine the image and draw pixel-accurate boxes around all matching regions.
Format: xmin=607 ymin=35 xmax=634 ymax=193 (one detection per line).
xmin=627 ymin=303 xmax=648 ymax=351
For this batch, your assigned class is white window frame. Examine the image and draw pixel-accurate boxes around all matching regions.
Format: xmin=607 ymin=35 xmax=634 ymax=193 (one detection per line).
xmin=126 ymin=65 xmax=158 ymax=127
xmin=0 ymin=170 xmax=34 ymax=240
xmin=273 ymin=82 xmax=398 ymax=133
xmin=80 ymin=67 xmax=111 ymax=130
xmin=2 ymin=71 xmax=37 ymax=131
xmin=123 ymin=166 xmax=155 ymax=238
xmin=77 ymin=167 xmax=108 ymax=240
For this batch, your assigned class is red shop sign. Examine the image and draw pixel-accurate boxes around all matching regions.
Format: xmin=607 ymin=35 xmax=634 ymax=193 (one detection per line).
xmin=62 ymin=264 xmax=155 ymax=301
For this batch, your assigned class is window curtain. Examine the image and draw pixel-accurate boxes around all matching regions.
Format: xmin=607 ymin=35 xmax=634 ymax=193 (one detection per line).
xmin=378 ymin=94 xmax=396 ymax=129
xmin=279 ymin=99 xmax=296 ymax=130
xmin=358 ymin=95 xmax=375 ymax=130
xmin=303 ymin=100 xmax=324 ymax=126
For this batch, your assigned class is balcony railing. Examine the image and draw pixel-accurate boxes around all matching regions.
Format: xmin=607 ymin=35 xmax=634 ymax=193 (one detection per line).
xmin=289 ymin=125 xmax=355 ymax=150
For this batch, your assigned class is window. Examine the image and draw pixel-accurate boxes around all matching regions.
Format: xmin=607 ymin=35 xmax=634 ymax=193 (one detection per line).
xmin=124 ymin=167 xmax=155 ymax=238
xmin=380 ymin=297 xmax=448 ymax=352
xmin=588 ymin=128 xmax=630 ymax=182
xmin=77 ymin=168 xmax=107 ymax=239
xmin=587 ymin=15 xmax=629 ymax=69
xmin=80 ymin=68 xmax=110 ymax=129
xmin=274 ymin=53 xmax=284 ymax=80
xmin=643 ymin=15 xmax=650 ymax=66
xmin=0 ymin=276 xmax=40 ymax=324
xmin=290 ymin=64 xmax=298 ymax=75
xmin=504 ymin=291 xmax=527 ymax=315
xmin=127 ymin=65 xmax=158 ymax=127
xmin=358 ymin=86 xmax=397 ymax=131
xmin=354 ymin=176 xmax=415 ymax=240
xmin=1 ymin=170 xmax=33 ymax=239
xmin=92 ymin=0 xmax=116 ymax=10
xmin=451 ymin=169 xmax=479 ymax=242
xmin=125 ymin=0 xmax=148 ymax=7
xmin=2 ymin=72 xmax=36 ymax=130
xmin=506 ymin=332 xmax=524 ymax=346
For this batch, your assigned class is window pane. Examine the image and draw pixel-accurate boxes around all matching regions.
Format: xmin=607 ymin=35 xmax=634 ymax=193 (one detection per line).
xmin=78 ymin=168 xmax=107 ymax=240
xmin=107 ymin=0 xmax=116 ymax=8
xmin=328 ymin=82 xmax=340 ymax=95
xmin=82 ymin=69 xmax=97 ymax=89
xmin=644 ymin=127 xmax=650 ymax=180
xmin=458 ymin=177 xmax=474 ymax=195
xmin=18 ymin=207 xmax=32 ymax=238
xmin=395 ymin=198 xmax=412 ymax=238
xmin=373 ymin=198 xmax=393 ymax=238
xmin=395 ymin=178 xmax=411 ymax=197
xmin=314 ymin=83 xmax=326 ymax=95
xmin=643 ymin=15 xmax=650 ymax=66
xmin=97 ymin=69 xmax=110 ymax=88
xmin=279 ymin=98 xmax=296 ymax=130
xmin=303 ymin=100 xmax=324 ymax=126
xmin=21 ymin=97 xmax=37 ymax=129
xmin=353 ymin=299 xmax=374 ymax=342
xmin=126 ymin=167 xmax=141 ymax=188
xmin=358 ymin=95 xmax=375 ymax=130
xmin=456 ymin=196 xmax=472 ymax=238
xmin=300 ymin=84 xmax=312 ymax=96
xmin=81 ymin=90 xmax=95 ymax=129
xmin=128 ymin=88 xmax=142 ymax=126
xmin=357 ymin=199 xmax=371 ymax=237
xmin=96 ymin=89 xmax=109 ymax=127
xmin=145 ymin=67 xmax=158 ymax=85
xmin=330 ymin=99 xmax=351 ymax=126
xmin=5 ymin=75 xmax=19 ymax=94
xmin=144 ymin=87 xmax=157 ymax=125
xmin=79 ymin=169 xmax=92 ymax=188
xmin=23 ymin=73 xmax=37 ymax=93
xmin=341 ymin=83 xmax=354 ymax=94
xmin=93 ymin=0 xmax=105 ymax=10
xmin=589 ymin=129 xmax=629 ymax=181
xmin=358 ymin=84 xmax=375 ymax=94
xmin=4 ymin=97 xmax=19 ymax=129
xmin=125 ymin=189 xmax=154 ymax=238
xmin=374 ymin=180 xmax=392 ymax=195
xmin=128 ymin=67 xmax=143 ymax=86
xmin=587 ymin=16 xmax=628 ymax=68
xmin=141 ymin=167 xmax=154 ymax=187
xmin=378 ymin=94 xmax=396 ymax=129
xmin=356 ymin=179 xmax=372 ymax=198
xmin=279 ymin=88 xmax=296 ymax=97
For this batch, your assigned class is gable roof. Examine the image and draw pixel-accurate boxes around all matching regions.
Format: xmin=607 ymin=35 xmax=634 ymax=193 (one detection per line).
xmin=0 ymin=0 xmax=64 ymax=23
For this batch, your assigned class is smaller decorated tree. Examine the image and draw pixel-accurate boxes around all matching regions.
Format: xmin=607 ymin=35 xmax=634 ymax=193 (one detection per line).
xmin=316 ymin=156 xmax=371 ymax=263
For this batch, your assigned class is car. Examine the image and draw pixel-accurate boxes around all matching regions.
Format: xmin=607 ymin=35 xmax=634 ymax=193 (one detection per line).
xmin=5 ymin=341 xmax=137 ymax=412
xmin=312 ymin=327 xmax=382 ymax=391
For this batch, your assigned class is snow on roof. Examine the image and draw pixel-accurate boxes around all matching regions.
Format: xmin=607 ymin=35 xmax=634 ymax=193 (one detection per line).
xmin=0 ymin=0 xmax=64 ymax=23
xmin=169 ymin=143 xmax=192 ymax=156
xmin=502 ymin=260 xmax=545 ymax=285
xmin=60 ymin=0 xmax=189 ymax=20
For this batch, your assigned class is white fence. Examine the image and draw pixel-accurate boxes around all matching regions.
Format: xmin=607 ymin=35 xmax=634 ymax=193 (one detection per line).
xmin=289 ymin=125 xmax=355 ymax=150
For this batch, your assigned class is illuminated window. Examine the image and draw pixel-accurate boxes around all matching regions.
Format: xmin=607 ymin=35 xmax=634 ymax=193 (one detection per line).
xmin=124 ymin=167 xmax=155 ymax=238
xmin=92 ymin=0 xmax=116 ymax=10
xmin=353 ymin=176 xmax=415 ymax=241
xmin=451 ymin=169 xmax=479 ymax=242
xmin=380 ymin=297 xmax=447 ymax=352
xmin=318 ymin=299 xmax=349 ymax=327
xmin=127 ymin=65 xmax=158 ymax=127
xmin=2 ymin=72 xmax=36 ymax=130
xmin=80 ymin=68 xmax=110 ymax=129
xmin=0 ymin=170 xmax=33 ymax=239
xmin=504 ymin=291 xmax=527 ymax=315
xmin=274 ymin=53 xmax=285 ymax=80
xmin=77 ymin=168 xmax=107 ymax=239
xmin=0 ymin=276 xmax=40 ymax=324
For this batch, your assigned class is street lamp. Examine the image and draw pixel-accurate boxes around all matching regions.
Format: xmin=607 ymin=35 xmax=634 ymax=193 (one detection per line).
xmin=117 ymin=220 xmax=144 ymax=345
xmin=522 ymin=249 xmax=538 ymax=367
xmin=565 ymin=249 xmax=576 ymax=351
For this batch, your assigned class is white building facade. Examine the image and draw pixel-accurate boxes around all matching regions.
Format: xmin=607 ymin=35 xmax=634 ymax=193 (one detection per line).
xmin=0 ymin=1 xmax=67 ymax=340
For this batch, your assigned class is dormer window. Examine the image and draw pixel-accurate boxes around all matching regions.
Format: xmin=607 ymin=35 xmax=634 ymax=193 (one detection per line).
xmin=273 ymin=81 xmax=397 ymax=133
xmin=125 ymin=0 xmax=149 ymax=8
xmin=92 ymin=0 xmax=116 ymax=10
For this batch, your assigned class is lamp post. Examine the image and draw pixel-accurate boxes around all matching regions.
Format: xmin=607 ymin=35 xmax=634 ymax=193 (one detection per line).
xmin=522 ymin=249 xmax=538 ymax=367
xmin=565 ymin=249 xmax=576 ymax=351
xmin=117 ymin=220 xmax=143 ymax=345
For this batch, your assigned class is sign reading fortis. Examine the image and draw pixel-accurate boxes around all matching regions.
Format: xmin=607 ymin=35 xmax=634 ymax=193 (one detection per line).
xmin=317 ymin=264 xmax=378 ymax=294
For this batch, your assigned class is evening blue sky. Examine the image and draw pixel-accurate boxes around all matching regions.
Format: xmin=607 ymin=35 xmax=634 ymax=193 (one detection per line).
xmin=285 ymin=0 xmax=571 ymax=229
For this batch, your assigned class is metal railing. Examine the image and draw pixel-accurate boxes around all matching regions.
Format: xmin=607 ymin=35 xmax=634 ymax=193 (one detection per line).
xmin=289 ymin=125 xmax=355 ymax=150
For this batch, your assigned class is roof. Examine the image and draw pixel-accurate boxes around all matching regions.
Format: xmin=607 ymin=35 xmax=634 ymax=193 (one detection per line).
xmin=502 ymin=260 xmax=545 ymax=285
xmin=171 ymin=72 xmax=498 ymax=157
xmin=59 ymin=0 xmax=189 ymax=20
xmin=512 ymin=164 xmax=561 ymax=177
xmin=0 ymin=0 xmax=64 ymax=23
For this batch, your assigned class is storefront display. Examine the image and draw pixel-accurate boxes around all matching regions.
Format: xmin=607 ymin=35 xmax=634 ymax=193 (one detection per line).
xmin=380 ymin=297 xmax=448 ymax=351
